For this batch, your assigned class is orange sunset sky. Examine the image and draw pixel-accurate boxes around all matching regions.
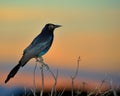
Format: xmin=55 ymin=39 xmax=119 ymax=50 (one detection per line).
xmin=0 ymin=0 xmax=120 ymax=88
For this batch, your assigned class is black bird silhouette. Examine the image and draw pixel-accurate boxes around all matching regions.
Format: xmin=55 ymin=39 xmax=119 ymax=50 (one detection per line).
xmin=5 ymin=23 xmax=61 ymax=83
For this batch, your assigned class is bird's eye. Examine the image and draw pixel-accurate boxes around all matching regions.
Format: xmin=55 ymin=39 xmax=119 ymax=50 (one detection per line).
xmin=48 ymin=25 xmax=54 ymax=30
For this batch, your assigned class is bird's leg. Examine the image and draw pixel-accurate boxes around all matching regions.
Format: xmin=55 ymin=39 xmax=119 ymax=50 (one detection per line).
xmin=35 ymin=57 xmax=43 ymax=62
xmin=39 ymin=57 xmax=44 ymax=62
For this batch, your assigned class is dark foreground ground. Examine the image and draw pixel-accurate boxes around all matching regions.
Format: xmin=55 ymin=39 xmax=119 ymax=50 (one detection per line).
xmin=1 ymin=88 xmax=120 ymax=96
xmin=0 ymin=86 xmax=120 ymax=96
xmin=17 ymin=90 xmax=120 ymax=96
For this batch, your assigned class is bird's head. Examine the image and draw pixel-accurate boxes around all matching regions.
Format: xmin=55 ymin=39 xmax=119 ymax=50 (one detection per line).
xmin=44 ymin=23 xmax=61 ymax=31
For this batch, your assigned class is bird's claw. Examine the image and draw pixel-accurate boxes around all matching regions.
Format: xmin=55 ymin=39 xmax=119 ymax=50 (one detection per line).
xmin=36 ymin=57 xmax=43 ymax=62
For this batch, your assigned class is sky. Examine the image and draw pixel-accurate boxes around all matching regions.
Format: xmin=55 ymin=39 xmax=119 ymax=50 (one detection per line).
xmin=0 ymin=0 xmax=120 ymax=88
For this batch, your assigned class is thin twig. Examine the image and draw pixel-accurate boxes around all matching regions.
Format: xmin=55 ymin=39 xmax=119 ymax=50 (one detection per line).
xmin=39 ymin=64 xmax=44 ymax=96
xmin=35 ymin=57 xmax=59 ymax=96
xmin=49 ymin=68 xmax=58 ymax=96
xmin=35 ymin=57 xmax=45 ymax=96
xmin=71 ymin=56 xmax=80 ymax=96
xmin=110 ymin=79 xmax=117 ymax=96
xmin=58 ymin=88 xmax=65 ymax=96
xmin=95 ymin=78 xmax=106 ymax=96
xmin=33 ymin=62 xmax=37 ymax=96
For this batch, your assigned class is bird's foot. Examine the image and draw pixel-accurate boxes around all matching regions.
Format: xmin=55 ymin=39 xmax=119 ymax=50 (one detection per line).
xmin=36 ymin=57 xmax=44 ymax=62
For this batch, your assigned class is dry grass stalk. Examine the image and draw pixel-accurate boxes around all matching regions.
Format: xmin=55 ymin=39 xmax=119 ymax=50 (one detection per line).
xmin=71 ymin=56 xmax=80 ymax=96
xmin=49 ymin=68 xmax=58 ymax=96
xmin=33 ymin=62 xmax=37 ymax=96
xmin=33 ymin=57 xmax=59 ymax=96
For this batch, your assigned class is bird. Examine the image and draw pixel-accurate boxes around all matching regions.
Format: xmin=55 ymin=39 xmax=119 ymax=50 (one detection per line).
xmin=5 ymin=23 xmax=61 ymax=83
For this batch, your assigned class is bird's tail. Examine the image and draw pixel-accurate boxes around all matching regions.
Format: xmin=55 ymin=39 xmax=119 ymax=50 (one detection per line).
xmin=5 ymin=55 xmax=31 ymax=83
xmin=5 ymin=63 xmax=21 ymax=83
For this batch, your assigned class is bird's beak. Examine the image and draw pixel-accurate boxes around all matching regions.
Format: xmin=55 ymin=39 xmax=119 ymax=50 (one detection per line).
xmin=54 ymin=25 xmax=62 ymax=28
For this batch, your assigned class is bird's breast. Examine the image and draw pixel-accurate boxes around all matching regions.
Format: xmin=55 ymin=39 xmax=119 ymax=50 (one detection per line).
xmin=37 ymin=36 xmax=53 ymax=57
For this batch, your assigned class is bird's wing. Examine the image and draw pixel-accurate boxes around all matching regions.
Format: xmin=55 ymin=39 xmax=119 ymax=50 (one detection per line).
xmin=27 ymin=38 xmax=52 ymax=56
xmin=20 ymin=39 xmax=52 ymax=67
xmin=23 ymin=35 xmax=52 ymax=58
xmin=23 ymin=33 xmax=46 ymax=55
